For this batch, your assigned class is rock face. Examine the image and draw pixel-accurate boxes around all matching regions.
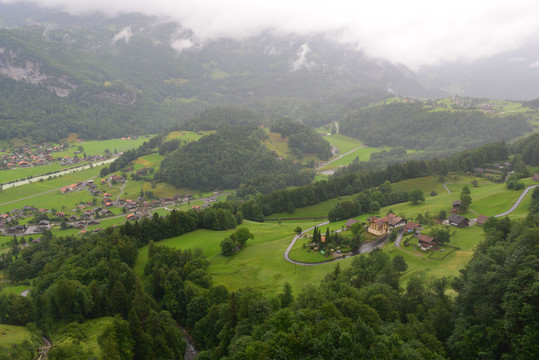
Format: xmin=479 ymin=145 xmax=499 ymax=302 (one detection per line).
xmin=0 ymin=47 xmax=77 ymax=97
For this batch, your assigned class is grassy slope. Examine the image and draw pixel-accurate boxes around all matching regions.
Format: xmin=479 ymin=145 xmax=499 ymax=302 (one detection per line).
xmin=0 ymin=324 xmax=32 ymax=347
xmin=134 ymin=220 xmax=347 ymax=296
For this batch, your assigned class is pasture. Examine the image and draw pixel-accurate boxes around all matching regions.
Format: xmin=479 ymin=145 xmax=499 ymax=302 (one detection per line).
xmin=0 ymin=324 xmax=33 ymax=348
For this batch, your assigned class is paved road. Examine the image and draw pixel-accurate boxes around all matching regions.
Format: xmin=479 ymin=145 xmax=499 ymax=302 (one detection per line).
xmin=317 ymin=146 xmax=363 ymax=170
xmin=283 ymin=220 xmax=393 ymax=266
xmin=20 ymin=289 xmax=30 ymax=297
xmin=284 ymin=221 xmax=330 ymax=266
xmin=394 ymin=230 xmax=404 ymax=247
xmin=494 ymin=185 xmax=537 ymax=217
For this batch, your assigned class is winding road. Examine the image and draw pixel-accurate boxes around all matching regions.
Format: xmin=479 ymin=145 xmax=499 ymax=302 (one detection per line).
xmin=284 ymin=184 xmax=537 ymax=265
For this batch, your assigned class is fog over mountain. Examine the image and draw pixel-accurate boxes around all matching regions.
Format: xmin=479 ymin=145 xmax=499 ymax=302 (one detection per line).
xmin=1 ymin=0 xmax=539 ymax=99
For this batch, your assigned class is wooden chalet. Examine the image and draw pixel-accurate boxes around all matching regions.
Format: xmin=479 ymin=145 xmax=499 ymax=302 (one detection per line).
xmin=367 ymin=213 xmax=406 ymax=236
xmin=449 ymin=214 xmax=469 ymax=228
xmin=417 ymin=234 xmax=436 ymax=251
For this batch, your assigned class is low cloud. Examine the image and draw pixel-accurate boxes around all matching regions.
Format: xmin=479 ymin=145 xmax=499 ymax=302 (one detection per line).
xmin=291 ymin=43 xmax=314 ymax=71
xmin=2 ymin=0 xmax=539 ymax=69
xmin=112 ymin=26 xmax=133 ymax=44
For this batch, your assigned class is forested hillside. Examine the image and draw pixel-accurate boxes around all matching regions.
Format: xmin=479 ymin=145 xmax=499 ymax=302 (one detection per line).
xmin=341 ymin=102 xmax=533 ymax=150
xmin=157 ymin=126 xmax=313 ymax=190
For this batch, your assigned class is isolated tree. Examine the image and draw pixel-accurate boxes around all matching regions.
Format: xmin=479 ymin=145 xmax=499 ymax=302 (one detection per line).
xmin=438 ymin=210 xmax=447 ymax=220
xmin=460 ymin=194 xmax=472 ymax=212
xmin=294 ymin=226 xmax=302 ymax=234
xmin=369 ymin=201 xmax=381 ymax=213
xmin=231 ymin=227 xmax=254 ymax=248
xmin=220 ymin=237 xmax=237 ymax=256
xmin=461 ymin=185 xmax=470 ymax=195
xmin=430 ymin=228 xmax=451 ymax=244
xmin=409 ymin=189 xmax=425 ymax=205
xmin=389 ymin=229 xmax=399 ymax=242
xmin=392 ymin=255 xmax=408 ymax=272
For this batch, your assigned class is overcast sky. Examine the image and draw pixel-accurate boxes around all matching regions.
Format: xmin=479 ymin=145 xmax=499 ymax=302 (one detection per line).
xmin=2 ymin=0 xmax=539 ymax=70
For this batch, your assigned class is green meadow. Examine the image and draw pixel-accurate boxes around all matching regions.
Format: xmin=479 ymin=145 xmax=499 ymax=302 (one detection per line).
xmin=135 ymin=219 xmax=349 ymax=296
xmin=1 ymin=163 xmax=81 ymax=184
xmin=323 ymin=134 xmax=362 ymax=153
xmin=0 ymin=324 xmax=33 ymax=348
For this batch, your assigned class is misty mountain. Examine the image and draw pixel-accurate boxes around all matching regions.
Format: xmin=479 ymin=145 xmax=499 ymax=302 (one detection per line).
xmin=417 ymin=40 xmax=539 ymax=100
xmin=0 ymin=3 xmax=439 ymax=142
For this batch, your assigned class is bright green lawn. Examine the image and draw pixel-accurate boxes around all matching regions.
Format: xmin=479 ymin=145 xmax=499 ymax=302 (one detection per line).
xmin=0 ymin=324 xmax=32 ymax=347
xmin=319 ymin=147 xmax=388 ymax=170
xmin=0 ymin=284 xmax=29 ymax=296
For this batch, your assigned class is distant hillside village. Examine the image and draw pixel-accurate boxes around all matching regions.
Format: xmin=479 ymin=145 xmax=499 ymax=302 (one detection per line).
xmin=0 ymin=173 xmax=213 ymax=239
xmin=0 ymin=141 xmax=110 ymax=170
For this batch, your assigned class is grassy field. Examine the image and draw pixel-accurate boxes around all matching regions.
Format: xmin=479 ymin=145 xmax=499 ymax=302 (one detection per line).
xmin=264 ymin=132 xmax=291 ymax=158
xmin=385 ymin=225 xmax=486 ymax=284
xmin=0 ymin=324 xmax=33 ymax=348
xmin=319 ymin=146 xmax=388 ymax=170
xmin=323 ymin=134 xmax=362 ymax=153
xmin=391 ymin=175 xmax=447 ymax=195
xmin=165 ymin=130 xmax=213 ymax=142
xmin=1 ymin=163 xmax=82 ymax=184
xmin=267 ymin=175 xmax=534 ymax=223
xmin=134 ymin=219 xmax=350 ymax=295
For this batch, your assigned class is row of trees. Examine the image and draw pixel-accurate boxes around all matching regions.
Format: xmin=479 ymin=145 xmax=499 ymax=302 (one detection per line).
xmin=232 ymin=141 xmax=509 ymax=222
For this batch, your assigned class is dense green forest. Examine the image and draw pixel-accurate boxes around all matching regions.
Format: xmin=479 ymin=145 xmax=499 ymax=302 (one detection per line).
xmin=340 ymin=103 xmax=532 ymax=150
xmin=157 ymin=126 xmax=313 ymax=190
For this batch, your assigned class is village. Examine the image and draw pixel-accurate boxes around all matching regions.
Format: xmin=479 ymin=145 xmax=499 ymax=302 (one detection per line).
xmin=0 ymin=172 xmax=220 ymax=240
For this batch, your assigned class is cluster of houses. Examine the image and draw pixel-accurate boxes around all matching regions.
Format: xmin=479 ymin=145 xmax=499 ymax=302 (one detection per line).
xmin=1 ymin=142 xmax=112 ymax=170
xmin=361 ymin=206 xmax=487 ymax=251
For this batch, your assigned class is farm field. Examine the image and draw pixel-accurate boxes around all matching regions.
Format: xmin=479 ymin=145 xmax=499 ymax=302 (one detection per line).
xmin=55 ymin=137 xmax=150 ymax=158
